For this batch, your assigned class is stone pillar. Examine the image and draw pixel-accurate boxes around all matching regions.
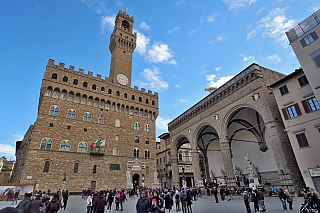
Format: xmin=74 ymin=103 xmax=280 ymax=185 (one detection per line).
xmin=171 ymin=156 xmax=180 ymax=188
xmin=204 ymin=156 xmax=211 ymax=181
xmin=220 ymin=140 xmax=236 ymax=186
xmin=190 ymin=151 xmax=202 ymax=183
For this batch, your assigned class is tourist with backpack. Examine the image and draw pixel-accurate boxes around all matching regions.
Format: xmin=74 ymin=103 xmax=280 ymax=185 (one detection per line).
xmin=25 ymin=195 xmax=44 ymax=213
xmin=180 ymin=191 xmax=187 ymax=213
xmin=16 ymin=193 xmax=32 ymax=213
xmin=45 ymin=194 xmax=60 ymax=213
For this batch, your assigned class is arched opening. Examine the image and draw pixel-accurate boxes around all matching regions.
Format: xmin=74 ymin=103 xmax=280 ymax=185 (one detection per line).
xmin=132 ymin=173 xmax=140 ymax=187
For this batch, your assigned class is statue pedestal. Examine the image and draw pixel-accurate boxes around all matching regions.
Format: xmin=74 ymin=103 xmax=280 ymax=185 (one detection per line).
xmin=126 ymin=184 xmax=133 ymax=189
xmin=248 ymin=175 xmax=260 ymax=188
xmin=152 ymin=183 xmax=161 ymax=189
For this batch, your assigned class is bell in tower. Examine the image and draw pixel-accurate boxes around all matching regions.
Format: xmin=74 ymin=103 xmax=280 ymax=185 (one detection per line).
xmin=109 ymin=10 xmax=136 ymax=87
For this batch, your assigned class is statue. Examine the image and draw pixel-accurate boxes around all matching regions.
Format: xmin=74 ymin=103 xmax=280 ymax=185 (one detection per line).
xmin=154 ymin=170 xmax=159 ymax=184
xmin=244 ymin=153 xmax=258 ymax=176
xmin=235 ymin=165 xmax=242 ymax=176
xmin=0 ymin=158 xmax=3 ymax=172
xmin=220 ymin=169 xmax=226 ymax=178
xmin=126 ymin=168 xmax=131 ymax=185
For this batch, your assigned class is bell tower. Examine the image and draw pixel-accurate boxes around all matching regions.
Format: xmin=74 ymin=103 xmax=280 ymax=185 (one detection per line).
xmin=109 ymin=10 xmax=136 ymax=87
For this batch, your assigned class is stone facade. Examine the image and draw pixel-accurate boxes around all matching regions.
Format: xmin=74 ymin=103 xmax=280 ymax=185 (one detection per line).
xmin=12 ymin=10 xmax=158 ymax=192
xmin=0 ymin=157 xmax=15 ymax=184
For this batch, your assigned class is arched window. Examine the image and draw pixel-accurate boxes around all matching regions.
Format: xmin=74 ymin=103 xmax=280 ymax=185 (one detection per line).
xmin=135 ymin=137 xmax=139 ymax=143
xmin=132 ymin=95 xmax=135 ymax=100
xmin=139 ymin=97 xmax=142 ymax=102
xmin=152 ymin=101 xmax=155 ymax=105
xmin=53 ymin=88 xmax=60 ymax=99
xmin=145 ymin=124 xmax=150 ymax=132
xmin=92 ymin=84 xmax=96 ymax=90
xmin=124 ymin=93 xmax=127 ymax=98
xmin=146 ymin=99 xmax=149 ymax=104
xmin=81 ymin=95 xmax=87 ymax=105
xmin=49 ymin=106 xmax=55 ymax=115
xmin=67 ymin=110 xmax=72 ymax=118
xmin=40 ymin=138 xmax=52 ymax=150
xmin=145 ymin=138 xmax=149 ymax=144
xmin=113 ymin=147 xmax=119 ymax=155
xmin=74 ymin=93 xmax=81 ymax=103
xmin=134 ymin=122 xmax=140 ymax=130
xmin=83 ymin=112 xmax=91 ymax=122
xmin=60 ymin=90 xmax=67 ymax=100
xmin=43 ymin=161 xmax=50 ymax=172
xmin=78 ymin=142 xmax=87 ymax=153
xmin=139 ymin=109 xmax=143 ymax=117
xmin=60 ymin=141 xmax=71 ymax=151
xmin=49 ymin=106 xmax=59 ymax=116
xmin=94 ymin=98 xmax=99 ymax=107
xmin=125 ymin=106 xmax=129 ymax=113
xmin=116 ymin=91 xmax=120 ymax=96
xmin=74 ymin=163 xmax=79 ymax=173
xmin=73 ymin=79 xmax=78 ymax=85
xmin=52 ymin=73 xmax=57 ymax=79
xmin=145 ymin=149 xmax=150 ymax=158
xmin=108 ymin=89 xmax=112 ymax=94
xmin=67 ymin=91 xmax=74 ymax=101
xmin=101 ymin=87 xmax=105 ymax=92
xmin=83 ymin=82 xmax=88 ymax=87
xmin=99 ymin=116 xmax=104 ymax=124
xmin=133 ymin=148 xmax=140 ymax=158
xmin=106 ymin=101 xmax=111 ymax=110
xmin=87 ymin=96 xmax=93 ymax=106
xmin=71 ymin=111 xmax=76 ymax=119
xmin=93 ymin=165 xmax=97 ymax=173
xmin=100 ymin=99 xmax=105 ymax=109
xmin=45 ymin=87 xmax=53 ymax=97
xmin=63 ymin=76 xmax=68 ymax=82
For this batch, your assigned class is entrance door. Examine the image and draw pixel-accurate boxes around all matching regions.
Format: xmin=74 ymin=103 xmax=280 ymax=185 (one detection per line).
xmin=132 ymin=174 xmax=140 ymax=187
xmin=91 ymin=181 xmax=96 ymax=192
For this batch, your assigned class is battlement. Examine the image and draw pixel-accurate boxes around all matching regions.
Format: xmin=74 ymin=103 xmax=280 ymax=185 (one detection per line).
xmin=46 ymin=59 xmax=158 ymax=97
xmin=118 ymin=10 xmax=134 ymax=22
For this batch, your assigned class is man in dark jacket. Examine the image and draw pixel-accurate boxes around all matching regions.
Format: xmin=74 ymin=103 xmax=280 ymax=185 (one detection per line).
xmin=16 ymin=193 xmax=32 ymax=213
xmin=94 ymin=193 xmax=107 ymax=213
xmin=213 ymin=187 xmax=219 ymax=203
xmin=164 ymin=192 xmax=173 ymax=212
xmin=279 ymin=187 xmax=287 ymax=211
xmin=25 ymin=195 xmax=44 ymax=213
xmin=256 ymin=189 xmax=267 ymax=212
xmin=46 ymin=194 xmax=60 ymax=213
xmin=12 ymin=190 xmax=20 ymax=205
xmin=136 ymin=190 xmax=150 ymax=213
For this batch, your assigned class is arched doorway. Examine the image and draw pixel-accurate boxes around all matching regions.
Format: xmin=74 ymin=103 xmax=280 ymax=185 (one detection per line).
xmin=132 ymin=173 xmax=140 ymax=187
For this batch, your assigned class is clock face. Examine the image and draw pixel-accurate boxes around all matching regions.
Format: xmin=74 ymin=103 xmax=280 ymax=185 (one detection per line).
xmin=116 ymin=74 xmax=128 ymax=85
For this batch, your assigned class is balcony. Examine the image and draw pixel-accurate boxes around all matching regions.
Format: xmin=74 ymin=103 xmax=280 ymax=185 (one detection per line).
xmin=90 ymin=147 xmax=105 ymax=156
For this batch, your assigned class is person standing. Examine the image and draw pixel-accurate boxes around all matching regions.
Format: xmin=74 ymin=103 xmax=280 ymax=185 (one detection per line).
xmin=87 ymin=194 xmax=93 ymax=213
xmin=252 ymin=189 xmax=259 ymax=213
xmin=256 ymin=189 xmax=267 ymax=212
xmin=47 ymin=189 xmax=51 ymax=196
xmin=164 ymin=192 xmax=173 ymax=213
xmin=25 ymin=195 xmax=44 ymax=213
xmin=12 ymin=190 xmax=20 ymax=205
xmin=213 ymin=187 xmax=219 ymax=203
xmin=115 ymin=191 xmax=120 ymax=211
xmin=46 ymin=194 xmax=61 ymax=213
xmin=120 ymin=189 xmax=125 ymax=211
xmin=285 ymin=190 xmax=293 ymax=211
xmin=279 ymin=187 xmax=287 ymax=211
xmin=220 ymin=188 xmax=225 ymax=201
xmin=107 ymin=189 xmax=114 ymax=211
xmin=175 ymin=191 xmax=180 ymax=211
xmin=180 ymin=191 xmax=187 ymax=213
xmin=94 ymin=192 xmax=107 ymax=213
xmin=186 ymin=190 xmax=192 ymax=213
xmin=152 ymin=198 xmax=165 ymax=213
xmin=136 ymin=190 xmax=150 ymax=213
xmin=243 ymin=191 xmax=251 ymax=213
xmin=16 ymin=193 xmax=32 ymax=213
xmin=62 ymin=190 xmax=69 ymax=210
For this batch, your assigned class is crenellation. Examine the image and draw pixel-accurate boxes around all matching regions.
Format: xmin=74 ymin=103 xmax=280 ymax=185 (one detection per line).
xmin=79 ymin=68 xmax=84 ymax=74
xmin=59 ymin=62 xmax=65 ymax=69
xmin=154 ymin=92 xmax=158 ymax=97
xmin=48 ymin=59 xmax=55 ymax=65
xmin=134 ymin=86 xmax=138 ymax=90
xmin=148 ymin=90 xmax=152 ymax=95
xmin=97 ymin=74 xmax=102 ymax=79
xmin=141 ymin=88 xmax=145 ymax=93
xmin=88 ymin=71 xmax=93 ymax=77
xmin=69 ymin=65 xmax=75 ymax=72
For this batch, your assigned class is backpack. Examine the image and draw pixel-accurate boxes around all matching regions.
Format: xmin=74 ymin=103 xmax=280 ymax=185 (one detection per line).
xmin=169 ymin=196 xmax=173 ymax=206
xmin=181 ymin=193 xmax=187 ymax=201
xmin=49 ymin=202 xmax=58 ymax=211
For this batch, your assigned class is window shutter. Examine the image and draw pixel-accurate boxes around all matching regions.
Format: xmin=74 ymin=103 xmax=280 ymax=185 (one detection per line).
xmin=282 ymin=108 xmax=289 ymax=120
xmin=314 ymin=55 xmax=320 ymax=68
xmin=294 ymin=103 xmax=302 ymax=116
xmin=300 ymin=38 xmax=307 ymax=48
xmin=311 ymin=31 xmax=319 ymax=41
xmin=301 ymin=100 xmax=311 ymax=113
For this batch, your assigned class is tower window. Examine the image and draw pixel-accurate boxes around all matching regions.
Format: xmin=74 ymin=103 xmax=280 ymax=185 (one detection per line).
xmin=122 ymin=20 xmax=130 ymax=30
xmin=93 ymin=165 xmax=97 ymax=173
xmin=152 ymin=101 xmax=155 ymax=105
xmin=43 ymin=161 xmax=50 ymax=172
xmin=146 ymin=99 xmax=149 ymax=104
xmin=83 ymin=82 xmax=88 ymax=87
xmin=139 ymin=97 xmax=142 ymax=102
xmin=116 ymin=91 xmax=120 ymax=96
xmin=108 ymin=89 xmax=112 ymax=94
xmin=135 ymin=137 xmax=139 ymax=143
xmin=145 ymin=124 xmax=150 ymax=132
xmin=92 ymin=84 xmax=96 ymax=90
xmin=63 ymin=76 xmax=68 ymax=82
xmin=99 ymin=115 xmax=104 ymax=124
xmin=132 ymin=95 xmax=135 ymax=100
xmin=134 ymin=122 xmax=140 ymax=130
xmin=83 ymin=112 xmax=91 ymax=122
xmin=52 ymin=73 xmax=57 ymax=79
xmin=101 ymin=87 xmax=105 ymax=92
xmin=145 ymin=138 xmax=149 ymax=144
xmin=73 ymin=79 xmax=78 ymax=85
xmin=124 ymin=93 xmax=127 ymax=98
xmin=74 ymin=163 xmax=79 ymax=173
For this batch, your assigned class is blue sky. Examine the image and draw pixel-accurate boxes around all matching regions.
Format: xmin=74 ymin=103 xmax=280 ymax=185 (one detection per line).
xmin=1 ymin=0 xmax=319 ymax=160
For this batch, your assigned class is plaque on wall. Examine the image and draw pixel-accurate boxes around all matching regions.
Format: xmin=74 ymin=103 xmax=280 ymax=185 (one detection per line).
xmin=110 ymin=164 xmax=120 ymax=170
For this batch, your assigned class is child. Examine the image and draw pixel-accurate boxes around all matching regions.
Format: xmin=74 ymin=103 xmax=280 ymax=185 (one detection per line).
xmin=115 ymin=191 xmax=120 ymax=211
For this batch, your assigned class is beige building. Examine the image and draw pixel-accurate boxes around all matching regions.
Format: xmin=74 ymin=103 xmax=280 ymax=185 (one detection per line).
xmin=286 ymin=9 xmax=320 ymax=102
xmin=0 ymin=157 xmax=15 ymax=184
xmin=11 ymin=10 xmax=158 ymax=192
xmin=269 ymin=68 xmax=320 ymax=191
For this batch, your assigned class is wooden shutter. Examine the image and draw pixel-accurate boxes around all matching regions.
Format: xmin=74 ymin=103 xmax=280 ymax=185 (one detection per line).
xmin=301 ymin=100 xmax=311 ymax=113
xmin=282 ymin=108 xmax=289 ymax=120
xmin=294 ymin=103 xmax=302 ymax=116
xmin=300 ymin=38 xmax=307 ymax=47
xmin=311 ymin=31 xmax=319 ymax=41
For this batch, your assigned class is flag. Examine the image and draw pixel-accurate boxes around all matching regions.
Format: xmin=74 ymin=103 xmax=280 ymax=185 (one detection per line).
xmin=100 ymin=139 xmax=106 ymax=146
xmin=95 ymin=138 xmax=102 ymax=147
xmin=89 ymin=139 xmax=96 ymax=149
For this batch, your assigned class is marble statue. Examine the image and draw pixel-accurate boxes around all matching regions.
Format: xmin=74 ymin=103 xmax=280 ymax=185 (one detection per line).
xmin=235 ymin=165 xmax=242 ymax=176
xmin=244 ymin=153 xmax=258 ymax=176
xmin=126 ymin=168 xmax=131 ymax=185
xmin=154 ymin=170 xmax=159 ymax=184
xmin=221 ymin=168 xmax=226 ymax=178
xmin=0 ymin=158 xmax=3 ymax=172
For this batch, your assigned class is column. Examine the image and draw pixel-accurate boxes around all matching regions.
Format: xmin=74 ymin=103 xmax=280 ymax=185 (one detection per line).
xmin=220 ymin=139 xmax=236 ymax=186
xmin=171 ymin=156 xmax=180 ymax=188
xmin=204 ymin=156 xmax=211 ymax=181
xmin=191 ymin=151 xmax=202 ymax=183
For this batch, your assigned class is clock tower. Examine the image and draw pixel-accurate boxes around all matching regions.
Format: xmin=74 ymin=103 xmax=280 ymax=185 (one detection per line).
xmin=109 ymin=10 xmax=136 ymax=87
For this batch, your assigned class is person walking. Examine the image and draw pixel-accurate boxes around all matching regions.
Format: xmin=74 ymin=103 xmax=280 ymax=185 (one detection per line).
xmin=25 ymin=195 xmax=44 ymax=213
xmin=120 ymin=189 xmax=125 ymax=211
xmin=213 ymin=187 xmax=219 ymax=203
xmin=285 ymin=190 xmax=293 ymax=211
xmin=94 ymin=192 xmax=107 ymax=213
xmin=279 ymin=187 xmax=288 ymax=211
xmin=175 ymin=191 xmax=180 ymax=211
xmin=252 ymin=189 xmax=259 ymax=213
xmin=243 ymin=190 xmax=251 ymax=213
xmin=152 ymin=197 xmax=165 ymax=213
xmin=46 ymin=194 xmax=61 ymax=213
xmin=16 ymin=193 xmax=32 ymax=213
xmin=62 ymin=189 xmax=69 ymax=210
xmin=87 ymin=194 xmax=93 ymax=213
xmin=115 ymin=191 xmax=120 ymax=211
xmin=220 ymin=188 xmax=225 ymax=201
xmin=256 ymin=188 xmax=267 ymax=212
xmin=136 ymin=190 xmax=150 ymax=213
xmin=225 ymin=188 xmax=230 ymax=201
xmin=180 ymin=191 xmax=187 ymax=213
xmin=164 ymin=192 xmax=173 ymax=213
xmin=186 ymin=190 xmax=192 ymax=213
xmin=107 ymin=189 xmax=114 ymax=211
xmin=11 ymin=190 xmax=20 ymax=205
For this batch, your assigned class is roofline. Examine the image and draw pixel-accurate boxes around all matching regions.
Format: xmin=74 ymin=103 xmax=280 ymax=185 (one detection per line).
xmin=158 ymin=132 xmax=170 ymax=139
xmin=269 ymin=68 xmax=303 ymax=88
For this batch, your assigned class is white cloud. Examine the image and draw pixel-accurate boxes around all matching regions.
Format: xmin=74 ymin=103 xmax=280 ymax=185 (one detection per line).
xmin=216 ymin=34 xmax=227 ymax=41
xmin=137 ymin=66 xmax=169 ymax=91
xmin=168 ymin=27 xmax=182 ymax=35
xmin=136 ymin=32 xmax=150 ymax=55
xmin=223 ymin=0 xmax=259 ymax=11
xmin=199 ymin=69 xmax=209 ymax=74
xmin=267 ymin=54 xmax=281 ymax=63
xmin=176 ymin=99 xmax=188 ymax=104
xmin=146 ymin=43 xmax=177 ymax=65
xmin=239 ymin=54 xmax=255 ymax=62
xmin=12 ymin=135 xmax=23 ymax=141
xmin=310 ymin=5 xmax=320 ymax=13
xmin=82 ymin=0 xmax=109 ymax=14
xmin=247 ymin=8 xmax=296 ymax=47
xmin=188 ymin=29 xmax=197 ymax=36
xmin=156 ymin=116 xmax=171 ymax=130
xmin=0 ymin=144 xmax=15 ymax=154
xmin=207 ymin=13 xmax=215 ymax=23
xmin=115 ymin=0 xmax=123 ymax=7
xmin=215 ymin=67 xmax=222 ymax=71
xmin=175 ymin=83 xmax=184 ymax=88
xmin=206 ymin=75 xmax=234 ymax=88
xmin=100 ymin=15 xmax=115 ymax=33
xmin=140 ymin=22 xmax=151 ymax=31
